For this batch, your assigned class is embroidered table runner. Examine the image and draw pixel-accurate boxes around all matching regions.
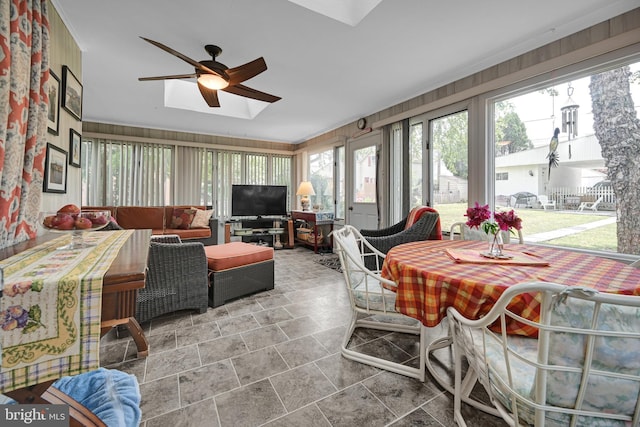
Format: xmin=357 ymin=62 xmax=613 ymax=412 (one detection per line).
xmin=0 ymin=230 xmax=133 ymax=393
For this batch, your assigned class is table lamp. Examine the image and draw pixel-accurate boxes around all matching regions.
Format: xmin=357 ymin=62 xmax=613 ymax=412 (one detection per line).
xmin=296 ymin=181 xmax=315 ymax=211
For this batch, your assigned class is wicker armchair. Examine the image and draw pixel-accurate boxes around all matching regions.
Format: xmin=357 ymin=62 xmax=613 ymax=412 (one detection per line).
xmin=135 ymin=235 xmax=209 ymax=324
xmin=360 ymin=207 xmax=441 ymax=268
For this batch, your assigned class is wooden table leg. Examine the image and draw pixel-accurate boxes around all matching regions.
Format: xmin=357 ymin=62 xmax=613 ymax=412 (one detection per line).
xmin=125 ymin=317 xmax=149 ymax=358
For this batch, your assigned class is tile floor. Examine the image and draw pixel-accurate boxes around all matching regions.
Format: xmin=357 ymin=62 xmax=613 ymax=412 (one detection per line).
xmin=100 ymin=247 xmax=507 ymax=427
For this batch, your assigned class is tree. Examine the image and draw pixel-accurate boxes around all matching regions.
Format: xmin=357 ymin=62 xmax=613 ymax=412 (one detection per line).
xmin=432 ymin=112 xmax=468 ymax=179
xmin=590 ymin=66 xmax=640 ymax=254
xmin=495 ymin=101 xmax=533 ymax=156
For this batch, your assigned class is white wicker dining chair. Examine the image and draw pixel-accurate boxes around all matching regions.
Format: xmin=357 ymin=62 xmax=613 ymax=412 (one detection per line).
xmin=331 ymin=225 xmax=426 ymax=381
xmin=448 ymin=281 xmax=640 ymax=427
xmin=449 ymin=222 xmax=524 ymax=244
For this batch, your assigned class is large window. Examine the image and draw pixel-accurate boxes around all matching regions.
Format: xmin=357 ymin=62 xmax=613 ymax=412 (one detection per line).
xmin=307 ymin=146 xmax=346 ymax=219
xmin=491 ymin=60 xmax=640 ymax=254
xmin=82 ymin=140 xmax=293 ymax=217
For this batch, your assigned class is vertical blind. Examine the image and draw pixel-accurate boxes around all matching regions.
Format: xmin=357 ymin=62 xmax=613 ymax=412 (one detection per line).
xmin=83 ymin=139 xmax=292 ymax=216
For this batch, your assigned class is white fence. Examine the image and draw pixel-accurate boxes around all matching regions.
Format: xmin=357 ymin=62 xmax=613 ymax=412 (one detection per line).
xmin=545 ymin=186 xmax=616 ymax=210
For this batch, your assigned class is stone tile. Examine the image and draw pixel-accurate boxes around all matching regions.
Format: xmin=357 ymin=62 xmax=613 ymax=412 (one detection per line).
xmin=275 ymin=335 xmax=330 ymax=368
xmin=199 ymin=334 xmax=248 ymax=365
xmin=191 ymin=307 xmax=230 ymax=325
xmin=263 ymin=404 xmax=331 ymax=427
xmin=148 ymin=313 xmax=193 ymax=336
xmin=387 ymin=408 xmax=442 ymax=426
xmin=316 ymin=383 xmax=396 ymax=427
xmin=421 ymin=392 xmax=508 ymax=427
xmin=241 ymin=324 xmax=289 ymax=351
xmin=224 ymin=299 xmax=263 ymax=317
xmin=146 ymin=398 xmax=220 ymax=427
xmin=278 ymin=316 xmax=322 ymax=339
xmin=215 ymin=379 xmax=286 ymax=426
xmin=148 ymin=330 xmax=177 ymax=354
xmin=315 ymin=353 xmax=380 ymax=389
xmin=139 ymin=375 xmax=180 ymax=422
xmin=313 ymin=326 xmax=347 ymax=354
xmin=252 ymin=307 xmax=294 ymax=326
xmin=217 ymin=313 xmax=260 ymax=335
xmin=145 ymin=345 xmax=201 ymax=381
xmin=99 ymin=340 xmax=128 ymax=367
xmin=231 ymin=346 xmax=289 ymax=385
xmin=256 ymin=293 xmax=293 ymax=309
xmin=363 ymin=371 xmax=440 ymax=417
xmin=351 ymin=337 xmax=413 ymax=365
xmin=176 ymin=321 xmax=221 ymax=347
xmin=270 ymin=364 xmax=337 ymax=411
xmin=179 ymin=359 xmax=240 ymax=405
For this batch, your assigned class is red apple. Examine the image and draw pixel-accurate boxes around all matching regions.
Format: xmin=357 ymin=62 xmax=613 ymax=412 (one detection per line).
xmin=57 ymin=204 xmax=81 ymax=217
xmin=87 ymin=212 xmax=108 ymax=225
xmin=42 ymin=215 xmax=56 ymax=228
xmin=52 ymin=213 xmax=75 ymax=230
xmin=75 ymin=217 xmax=93 ymax=229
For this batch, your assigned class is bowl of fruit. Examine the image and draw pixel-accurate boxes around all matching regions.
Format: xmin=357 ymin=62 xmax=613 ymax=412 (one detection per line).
xmin=40 ymin=204 xmax=111 ymax=249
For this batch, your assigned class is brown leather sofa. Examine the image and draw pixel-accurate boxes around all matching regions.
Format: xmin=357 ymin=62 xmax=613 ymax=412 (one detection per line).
xmin=84 ymin=205 xmax=218 ymax=246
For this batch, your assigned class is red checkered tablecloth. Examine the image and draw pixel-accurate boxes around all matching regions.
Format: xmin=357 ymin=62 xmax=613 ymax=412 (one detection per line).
xmin=381 ymin=240 xmax=640 ymax=336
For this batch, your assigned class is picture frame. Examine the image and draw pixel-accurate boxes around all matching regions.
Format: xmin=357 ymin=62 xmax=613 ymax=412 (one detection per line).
xmin=47 ymin=70 xmax=60 ymax=135
xmin=69 ymin=129 xmax=81 ymax=168
xmin=43 ymin=143 xmax=67 ymax=193
xmin=62 ymin=65 xmax=82 ymax=120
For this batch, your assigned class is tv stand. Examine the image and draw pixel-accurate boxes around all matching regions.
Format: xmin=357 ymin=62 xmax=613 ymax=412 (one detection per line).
xmin=224 ymin=218 xmax=294 ymax=249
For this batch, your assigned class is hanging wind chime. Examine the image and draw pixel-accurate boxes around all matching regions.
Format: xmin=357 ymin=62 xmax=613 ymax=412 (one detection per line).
xmin=561 ymin=82 xmax=579 ymax=159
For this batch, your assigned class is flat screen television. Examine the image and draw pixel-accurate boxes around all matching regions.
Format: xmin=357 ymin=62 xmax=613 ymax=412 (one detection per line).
xmin=231 ymin=184 xmax=288 ymax=217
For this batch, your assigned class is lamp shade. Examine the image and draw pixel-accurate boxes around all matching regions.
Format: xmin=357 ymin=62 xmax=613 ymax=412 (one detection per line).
xmin=296 ymin=181 xmax=315 ymax=196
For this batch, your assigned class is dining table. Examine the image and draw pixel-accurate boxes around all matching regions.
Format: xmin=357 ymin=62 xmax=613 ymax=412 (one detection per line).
xmin=381 ymin=239 xmax=640 ymax=335
xmin=380 ymin=239 xmax=640 ymax=415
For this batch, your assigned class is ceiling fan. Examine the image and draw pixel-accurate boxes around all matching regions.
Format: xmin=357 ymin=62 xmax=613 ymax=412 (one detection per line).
xmin=138 ymin=37 xmax=281 ymax=107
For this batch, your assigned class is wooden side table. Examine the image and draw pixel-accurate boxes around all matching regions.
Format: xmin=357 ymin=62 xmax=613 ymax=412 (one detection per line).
xmin=291 ymin=210 xmax=334 ymax=253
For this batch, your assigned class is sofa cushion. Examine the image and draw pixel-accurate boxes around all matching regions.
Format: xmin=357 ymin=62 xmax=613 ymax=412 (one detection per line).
xmin=116 ymin=206 xmax=165 ymax=229
xmin=190 ymin=207 xmax=214 ymax=229
xmin=165 ymin=228 xmax=211 ymax=239
xmin=204 ymin=242 xmax=273 ymax=271
xmin=170 ymin=208 xmax=196 ymax=230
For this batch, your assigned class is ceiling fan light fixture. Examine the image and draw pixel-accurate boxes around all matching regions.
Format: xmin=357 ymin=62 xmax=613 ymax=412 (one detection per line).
xmin=198 ymin=73 xmax=229 ymax=90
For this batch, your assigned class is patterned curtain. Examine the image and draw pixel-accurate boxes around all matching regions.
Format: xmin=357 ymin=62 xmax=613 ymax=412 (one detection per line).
xmin=0 ymin=0 xmax=49 ymax=248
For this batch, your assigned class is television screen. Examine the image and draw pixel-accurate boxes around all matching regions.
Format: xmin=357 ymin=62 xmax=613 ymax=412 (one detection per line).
xmin=231 ymin=185 xmax=288 ymax=217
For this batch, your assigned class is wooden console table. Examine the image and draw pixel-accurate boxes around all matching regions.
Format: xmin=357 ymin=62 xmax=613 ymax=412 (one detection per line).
xmin=291 ymin=210 xmax=334 ymax=253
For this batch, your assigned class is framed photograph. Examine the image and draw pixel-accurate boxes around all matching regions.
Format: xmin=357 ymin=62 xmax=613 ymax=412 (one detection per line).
xmin=62 ymin=65 xmax=82 ymax=120
xmin=47 ymin=70 xmax=60 ymax=135
xmin=69 ymin=129 xmax=81 ymax=167
xmin=43 ymin=143 xmax=67 ymax=193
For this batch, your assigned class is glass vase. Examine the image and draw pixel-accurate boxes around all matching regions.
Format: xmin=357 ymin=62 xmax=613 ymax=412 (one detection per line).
xmin=487 ymin=231 xmax=504 ymax=257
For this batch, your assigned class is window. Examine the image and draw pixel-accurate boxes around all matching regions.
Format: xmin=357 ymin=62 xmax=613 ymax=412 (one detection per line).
xmin=491 ymin=59 xmax=640 ymax=254
xmin=308 ymin=146 xmax=345 ymax=218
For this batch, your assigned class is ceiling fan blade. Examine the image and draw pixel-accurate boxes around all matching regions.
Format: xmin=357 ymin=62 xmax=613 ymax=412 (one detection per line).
xmin=226 ymin=57 xmax=267 ymax=85
xmin=223 ymin=83 xmax=281 ymax=103
xmin=139 ymin=73 xmax=197 ymax=81
xmin=197 ymin=81 xmax=220 ymax=107
xmin=140 ymin=37 xmax=220 ymax=77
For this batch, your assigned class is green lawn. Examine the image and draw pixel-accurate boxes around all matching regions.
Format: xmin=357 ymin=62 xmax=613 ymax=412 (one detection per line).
xmin=434 ymin=202 xmax=617 ymax=251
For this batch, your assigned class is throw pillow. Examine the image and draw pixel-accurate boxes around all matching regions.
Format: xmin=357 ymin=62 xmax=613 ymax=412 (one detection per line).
xmin=190 ymin=207 xmax=214 ymax=229
xmin=170 ymin=208 xmax=196 ymax=230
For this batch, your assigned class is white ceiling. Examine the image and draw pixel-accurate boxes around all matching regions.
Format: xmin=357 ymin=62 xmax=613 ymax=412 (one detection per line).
xmin=51 ymin=0 xmax=638 ymax=144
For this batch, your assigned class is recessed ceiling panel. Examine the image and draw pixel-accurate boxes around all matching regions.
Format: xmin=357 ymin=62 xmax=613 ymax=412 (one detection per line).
xmin=288 ymin=0 xmax=383 ymax=26
xmin=164 ymin=80 xmax=270 ymax=120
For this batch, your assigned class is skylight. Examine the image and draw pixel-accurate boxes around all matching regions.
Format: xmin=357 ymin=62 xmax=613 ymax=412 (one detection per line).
xmin=164 ymin=80 xmax=270 ymax=120
xmin=288 ymin=0 xmax=383 ymax=26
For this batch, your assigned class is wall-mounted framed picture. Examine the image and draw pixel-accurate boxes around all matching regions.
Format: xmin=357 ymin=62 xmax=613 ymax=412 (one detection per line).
xmin=69 ymin=129 xmax=81 ymax=168
xmin=47 ymin=70 xmax=60 ymax=135
xmin=62 ymin=65 xmax=82 ymax=121
xmin=43 ymin=143 xmax=68 ymax=193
